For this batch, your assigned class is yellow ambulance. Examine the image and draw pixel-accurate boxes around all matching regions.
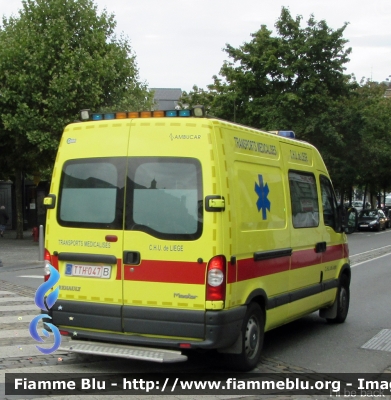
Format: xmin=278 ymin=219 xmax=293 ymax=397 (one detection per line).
xmin=43 ymin=106 xmax=350 ymax=371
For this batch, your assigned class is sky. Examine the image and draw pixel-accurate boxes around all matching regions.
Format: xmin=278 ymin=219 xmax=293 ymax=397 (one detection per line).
xmin=1 ymin=0 xmax=390 ymax=92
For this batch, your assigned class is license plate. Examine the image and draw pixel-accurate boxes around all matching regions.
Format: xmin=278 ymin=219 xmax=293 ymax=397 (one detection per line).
xmin=361 ymin=224 xmax=368 ymax=227
xmin=65 ymin=263 xmax=111 ymax=279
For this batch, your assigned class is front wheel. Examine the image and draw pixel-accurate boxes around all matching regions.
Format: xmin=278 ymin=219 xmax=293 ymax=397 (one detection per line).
xmin=225 ymin=302 xmax=264 ymax=371
xmin=327 ymin=275 xmax=350 ymax=323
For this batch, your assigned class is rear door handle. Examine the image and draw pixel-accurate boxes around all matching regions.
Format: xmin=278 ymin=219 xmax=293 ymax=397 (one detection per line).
xmin=123 ymin=251 xmax=140 ymax=265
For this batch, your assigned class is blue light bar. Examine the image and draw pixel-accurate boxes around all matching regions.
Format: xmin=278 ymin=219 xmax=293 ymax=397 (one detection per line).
xmin=278 ymin=131 xmax=295 ymax=138
xmin=104 ymin=113 xmax=115 ymax=120
xmin=178 ymin=110 xmax=191 ymax=117
xmin=91 ymin=113 xmax=103 ymax=121
xmin=165 ymin=110 xmax=178 ymax=117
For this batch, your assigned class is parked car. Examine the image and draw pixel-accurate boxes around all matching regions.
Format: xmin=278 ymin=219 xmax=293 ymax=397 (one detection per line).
xmin=357 ymin=209 xmax=387 ymax=232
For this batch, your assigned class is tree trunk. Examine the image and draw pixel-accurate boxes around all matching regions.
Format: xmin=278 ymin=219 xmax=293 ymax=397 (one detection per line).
xmin=363 ymin=184 xmax=368 ymax=209
xmin=14 ymin=170 xmax=24 ymax=239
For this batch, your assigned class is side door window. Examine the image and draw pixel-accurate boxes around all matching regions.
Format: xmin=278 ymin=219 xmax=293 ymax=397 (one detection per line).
xmin=289 ymin=171 xmax=319 ymax=228
xmin=320 ymin=175 xmax=340 ymax=232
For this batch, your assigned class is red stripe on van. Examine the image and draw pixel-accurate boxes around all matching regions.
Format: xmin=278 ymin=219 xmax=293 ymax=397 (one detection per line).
xmin=291 ymin=249 xmax=321 ymax=270
xmin=116 ymin=259 xmax=122 ymax=280
xmin=237 ymin=256 xmax=290 ymax=281
xmin=322 ymin=244 xmax=344 ymax=263
xmin=227 ymin=261 xmax=236 ymax=283
xmin=236 ymin=244 xmax=345 ymax=282
xmin=123 ymin=260 xmax=206 ymax=284
xmin=120 ymin=244 xmax=345 ymax=284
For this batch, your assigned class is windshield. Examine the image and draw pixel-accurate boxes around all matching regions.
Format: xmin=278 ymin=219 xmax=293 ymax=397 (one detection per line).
xmin=359 ymin=210 xmax=378 ymax=218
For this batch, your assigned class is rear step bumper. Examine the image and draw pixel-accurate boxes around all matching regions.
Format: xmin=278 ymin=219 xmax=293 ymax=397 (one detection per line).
xmin=59 ymin=340 xmax=187 ymax=363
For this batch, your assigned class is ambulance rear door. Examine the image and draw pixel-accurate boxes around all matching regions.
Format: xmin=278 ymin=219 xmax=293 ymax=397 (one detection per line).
xmin=49 ymin=120 xmax=130 ymax=333
xmin=120 ymin=118 xmax=218 ymax=340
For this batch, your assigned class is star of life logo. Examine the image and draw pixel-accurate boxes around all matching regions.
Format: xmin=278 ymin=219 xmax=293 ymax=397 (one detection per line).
xmin=29 ymin=265 xmax=61 ymax=354
xmin=255 ymin=174 xmax=271 ymax=220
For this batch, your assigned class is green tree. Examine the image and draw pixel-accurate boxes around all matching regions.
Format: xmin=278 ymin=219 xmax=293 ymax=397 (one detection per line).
xmin=178 ymin=85 xmax=216 ymax=113
xmin=0 ymin=0 xmax=153 ymax=238
xmin=354 ymin=82 xmax=391 ymax=200
xmin=181 ymin=7 xmax=362 ymax=196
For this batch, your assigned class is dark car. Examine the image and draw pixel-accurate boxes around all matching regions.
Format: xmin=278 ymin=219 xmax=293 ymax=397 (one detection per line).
xmin=357 ymin=209 xmax=387 ymax=232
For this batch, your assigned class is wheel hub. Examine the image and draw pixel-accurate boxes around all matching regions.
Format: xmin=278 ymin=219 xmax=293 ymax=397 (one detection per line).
xmin=245 ymin=317 xmax=259 ymax=356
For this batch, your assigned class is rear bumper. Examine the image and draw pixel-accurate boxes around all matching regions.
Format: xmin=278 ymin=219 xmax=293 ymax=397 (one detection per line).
xmin=48 ymin=300 xmax=246 ymax=350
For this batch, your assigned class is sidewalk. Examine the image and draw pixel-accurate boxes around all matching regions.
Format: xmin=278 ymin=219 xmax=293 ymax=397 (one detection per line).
xmin=0 ymin=230 xmax=42 ymax=268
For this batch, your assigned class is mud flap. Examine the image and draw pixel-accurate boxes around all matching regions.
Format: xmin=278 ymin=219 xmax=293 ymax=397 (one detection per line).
xmin=217 ymin=332 xmax=242 ymax=354
xmin=319 ymin=299 xmax=338 ymax=319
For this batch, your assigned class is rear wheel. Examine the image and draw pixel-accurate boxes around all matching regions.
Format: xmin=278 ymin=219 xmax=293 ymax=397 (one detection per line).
xmin=225 ymin=302 xmax=264 ymax=371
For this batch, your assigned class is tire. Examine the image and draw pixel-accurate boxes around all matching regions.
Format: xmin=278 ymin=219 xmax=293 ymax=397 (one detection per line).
xmin=225 ymin=302 xmax=264 ymax=371
xmin=327 ymin=275 xmax=350 ymax=323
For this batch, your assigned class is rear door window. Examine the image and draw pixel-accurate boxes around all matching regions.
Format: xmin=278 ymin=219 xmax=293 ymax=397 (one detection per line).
xmin=125 ymin=157 xmax=203 ymax=240
xmin=58 ymin=158 xmax=126 ymax=229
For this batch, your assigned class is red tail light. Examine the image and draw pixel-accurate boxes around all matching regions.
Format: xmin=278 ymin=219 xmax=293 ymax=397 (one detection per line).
xmin=44 ymin=249 xmax=59 ymax=282
xmin=206 ymin=255 xmax=226 ymax=301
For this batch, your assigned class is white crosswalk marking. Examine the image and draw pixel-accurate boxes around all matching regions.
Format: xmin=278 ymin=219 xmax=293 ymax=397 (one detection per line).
xmin=0 ymin=305 xmax=37 ymax=311
xmin=0 ymin=314 xmax=37 ymax=323
xmin=0 ymin=296 xmax=33 ymax=302
xmin=0 ymin=328 xmax=31 ymax=338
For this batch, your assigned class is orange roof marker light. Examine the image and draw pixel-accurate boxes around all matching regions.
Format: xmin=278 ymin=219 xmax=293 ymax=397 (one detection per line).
xmin=140 ymin=111 xmax=152 ymax=118
xmin=153 ymin=110 xmax=165 ymax=117
xmin=128 ymin=112 xmax=139 ymax=118
xmin=116 ymin=112 xmax=127 ymax=119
